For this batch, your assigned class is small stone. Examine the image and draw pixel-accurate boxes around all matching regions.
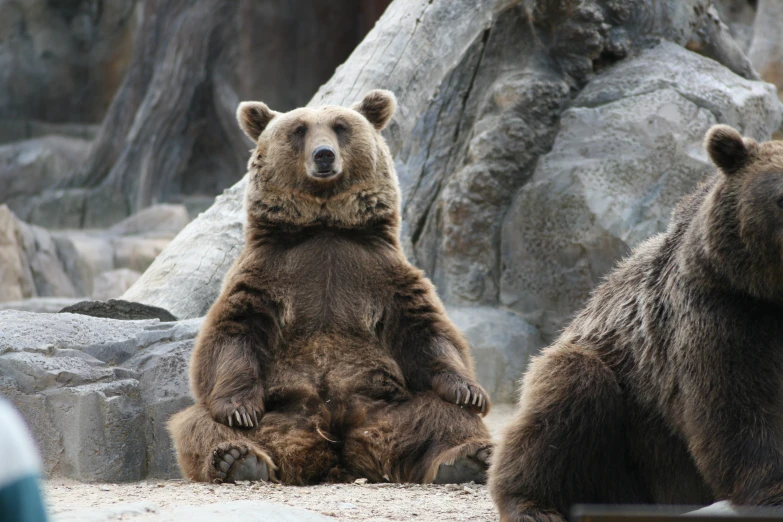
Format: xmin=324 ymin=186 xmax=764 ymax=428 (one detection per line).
xmin=338 ymin=502 xmax=358 ymax=510
xmin=354 ymin=478 xmax=368 ymax=485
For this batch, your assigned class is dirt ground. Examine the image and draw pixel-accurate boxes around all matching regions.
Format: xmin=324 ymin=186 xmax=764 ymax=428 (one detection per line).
xmin=44 ymin=405 xmax=517 ymax=522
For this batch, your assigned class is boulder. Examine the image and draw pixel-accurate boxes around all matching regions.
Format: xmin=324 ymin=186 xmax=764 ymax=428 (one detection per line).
xmin=111 ymin=236 xmax=173 ymax=274
xmin=92 ymin=269 xmax=143 ymax=301
xmin=0 ymin=311 xmax=202 ymax=481
xmin=499 ymin=41 xmax=782 ymax=338
xmin=122 ymin=180 xmax=247 ymax=319
xmin=0 ymin=205 xmax=80 ymax=302
xmin=108 ymin=204 xmax=191 ymax=237
xmin=0 ymin=204 xmax=191 ymax=302
xmin=447 ymin=306 xmax=543 ymax=404
xmin=0 ymin=205 xmax=35 ymax=302
xmin=0 ymin=136 xmax=91 ymax=223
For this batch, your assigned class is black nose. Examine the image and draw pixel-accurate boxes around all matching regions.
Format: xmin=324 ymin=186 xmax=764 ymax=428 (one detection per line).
xmin=313 ymin=146 xmax=336 ymax=171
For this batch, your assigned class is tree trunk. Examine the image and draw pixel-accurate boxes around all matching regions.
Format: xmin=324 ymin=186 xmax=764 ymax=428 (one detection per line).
xmin=18 ymin=0 xmax=390 ymax=228
xmin=124 ymin=0 xmax=782 ymax=334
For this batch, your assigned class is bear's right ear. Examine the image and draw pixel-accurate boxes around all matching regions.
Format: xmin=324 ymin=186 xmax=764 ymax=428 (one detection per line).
xmin=704 ymin=124 xmax=756 ymax=175
xmin=352 ymin=90 xmax=396 ymax=131
xmin=237 ymin=101 xmax=277 ymax=141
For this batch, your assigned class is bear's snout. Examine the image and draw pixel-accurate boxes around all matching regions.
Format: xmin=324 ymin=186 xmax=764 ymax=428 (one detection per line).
xmin=312 ymin=146 xmax=337 ymax=177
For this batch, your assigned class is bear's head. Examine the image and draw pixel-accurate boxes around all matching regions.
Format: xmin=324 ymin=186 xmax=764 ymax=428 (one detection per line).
xmin=236 ymin=90 xmax=399 ymax=230
xmin=700 ymin=124 xmax=783 ymax=301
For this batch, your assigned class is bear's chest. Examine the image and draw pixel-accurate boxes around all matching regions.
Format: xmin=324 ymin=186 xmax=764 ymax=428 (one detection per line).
xmin=272 ymin=234 xmax=390 ymax=336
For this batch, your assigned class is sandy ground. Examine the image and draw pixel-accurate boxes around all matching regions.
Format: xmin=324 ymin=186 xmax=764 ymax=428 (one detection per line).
xmin=44 ymin=404 xmax=517 ymax=522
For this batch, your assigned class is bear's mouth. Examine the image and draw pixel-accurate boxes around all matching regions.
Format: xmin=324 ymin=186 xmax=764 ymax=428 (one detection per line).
xmin=310 ymin=169 xmax=340 ymax=180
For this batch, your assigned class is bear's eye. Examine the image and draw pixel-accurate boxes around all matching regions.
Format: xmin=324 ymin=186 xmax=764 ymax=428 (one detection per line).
xmin=333 ymin=122 xmax=347 ymax=133
xmin=777 ymin=197 xmax=783 ymax=210
xmin=293 ymin=125 xmax=306 ymax=137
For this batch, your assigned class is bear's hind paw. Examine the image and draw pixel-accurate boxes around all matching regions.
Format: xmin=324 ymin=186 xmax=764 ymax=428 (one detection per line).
xmin=209 ymin=443 xmax=269 ymax=484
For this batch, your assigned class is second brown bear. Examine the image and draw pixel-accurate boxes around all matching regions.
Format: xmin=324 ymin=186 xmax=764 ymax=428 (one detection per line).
xmin=168 ymin=90 xmax=492 ymax=485
xmin=489 ymin=125 xmax=783 ymax=521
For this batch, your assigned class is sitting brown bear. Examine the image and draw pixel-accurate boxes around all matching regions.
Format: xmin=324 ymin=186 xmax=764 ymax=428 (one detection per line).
xmin=489 ymin=125 xmax=783 ymax=521
xmin=168 ymin=90 xmax=492 ymax=485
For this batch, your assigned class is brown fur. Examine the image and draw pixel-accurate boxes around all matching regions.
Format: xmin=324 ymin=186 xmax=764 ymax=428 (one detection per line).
xmin=489 ymin=125 xmax=783 ymax=521
xmin=169 ymin=90 xmax=491 ymax=484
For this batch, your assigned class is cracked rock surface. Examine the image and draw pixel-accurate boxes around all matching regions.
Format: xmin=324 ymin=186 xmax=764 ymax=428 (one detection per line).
xmin=0 ymin=311 xmax=200 ymax=481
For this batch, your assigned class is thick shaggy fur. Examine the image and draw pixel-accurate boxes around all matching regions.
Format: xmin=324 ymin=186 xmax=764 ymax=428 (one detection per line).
xmin=489 ymin=125 xmax=783 ymax=521
xmin=169 ymin=90 xmax=491 ymax=485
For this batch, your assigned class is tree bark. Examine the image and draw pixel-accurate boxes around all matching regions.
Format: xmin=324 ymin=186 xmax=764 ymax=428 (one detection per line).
xmin=19 ymin=0 xmax=390 ymax=228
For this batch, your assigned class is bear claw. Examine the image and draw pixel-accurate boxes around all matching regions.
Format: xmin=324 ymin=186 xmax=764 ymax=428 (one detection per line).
xmin=226 ymin=407 xmax=261 ymax=428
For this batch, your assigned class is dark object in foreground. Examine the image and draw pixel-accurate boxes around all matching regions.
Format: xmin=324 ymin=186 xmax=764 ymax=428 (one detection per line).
xmin=571 ymin=504 xmax=783 ymax=522
xmin=489 ymin=125 xmax=783 ymax=522
xmin=59 ymin=299 xmax=178 ymax=322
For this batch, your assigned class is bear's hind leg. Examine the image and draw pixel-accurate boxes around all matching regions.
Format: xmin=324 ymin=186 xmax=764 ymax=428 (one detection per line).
xmin=488 ymin=343 xmax=648 ymax=522
xmin=344 ymin=392 xmax=493 ymax=484
xmin=168 ymin=403 xmax=275 ymax=483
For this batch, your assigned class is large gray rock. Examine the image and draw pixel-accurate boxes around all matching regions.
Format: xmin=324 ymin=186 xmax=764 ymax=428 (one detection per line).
xmin=447 ymin=306 xmax=543 ymax=404
xmin=499 ymin=41 xmax=782 ymax=338
xmin=122 ymin=180 xmax=247 ymax=319
xmin=0 ymin=205 xmax=80 ymax=302
xmin=0 ymin=311 xmax=201 ymax=481
xmin=0 ymin=203 xmax=191 ymax=303
xmin=108 ymin=205 xmax=191 ymax=237
xmin=91 ymin=269 xmax=142 ymax=301
xmin=0 ymin=136 xmax=91 ymax=222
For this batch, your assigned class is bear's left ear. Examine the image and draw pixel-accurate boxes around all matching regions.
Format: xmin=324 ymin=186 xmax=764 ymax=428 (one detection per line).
xmin=352 ymin=90 xmax=396 ymax=131
xmin=704 ymin=124 xmax=757 ymax=175
xmin=237 ymin=101 xmax=278 ymax=142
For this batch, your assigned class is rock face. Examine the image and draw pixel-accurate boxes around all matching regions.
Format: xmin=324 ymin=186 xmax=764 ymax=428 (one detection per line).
xmin=0 ymin=311 xmax=200 ymax=481
xmin=447 ymin=306 xmax=543 ymax=404
xmin=0 ymin=136 xmax=92 ymax=222
xmin=124 ymin=0 xmax=783 ymax=346
xmin=0 ymin=0 xmax=139 ymax=132
xmin=0 ymin=204 xmax=191 ymax=304
xmin=122 ymin=181 xmax=247 ymax=319
xmin=499 ymin=41 xmax=782 ymax=337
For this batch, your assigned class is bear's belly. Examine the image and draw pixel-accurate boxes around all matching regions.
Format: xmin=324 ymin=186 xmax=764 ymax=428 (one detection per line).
xmin=263 ymin=332 xmax=408 ymax=413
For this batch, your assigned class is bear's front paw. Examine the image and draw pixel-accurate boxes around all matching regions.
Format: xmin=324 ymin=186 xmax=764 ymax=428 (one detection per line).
xmin=432 ymin=372 xmax=490 ymax=415
xmin=209 ymin=396 xmax=265 ymax=429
